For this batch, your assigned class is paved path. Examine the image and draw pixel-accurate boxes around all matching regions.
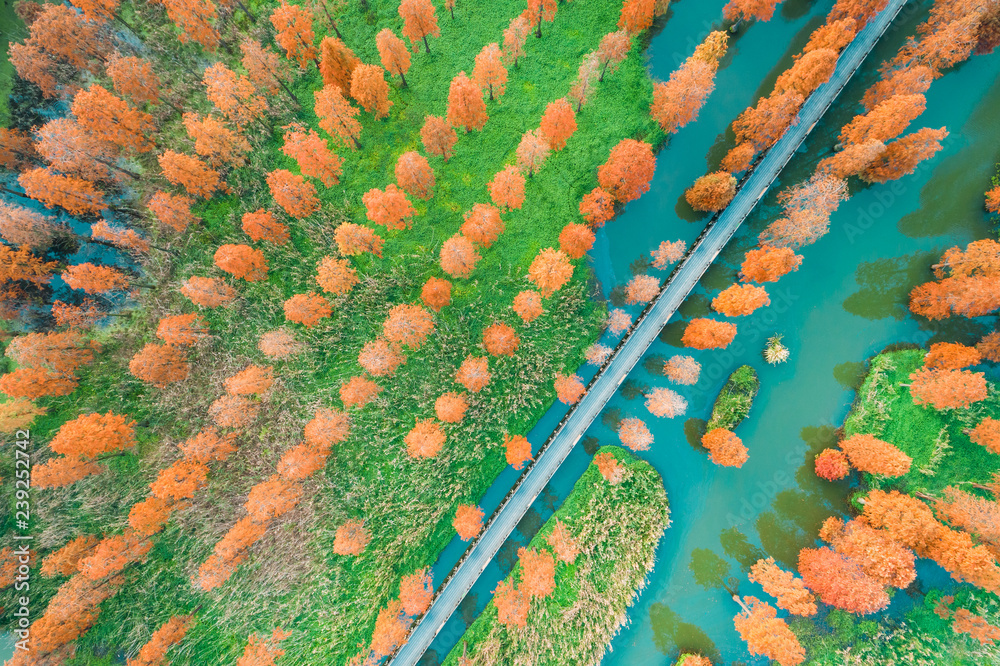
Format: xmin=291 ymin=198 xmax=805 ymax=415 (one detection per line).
xmin=389 ymin=2 xmax=908 ymax=663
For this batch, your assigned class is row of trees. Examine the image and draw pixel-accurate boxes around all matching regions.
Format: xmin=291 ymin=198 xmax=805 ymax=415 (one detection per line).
xmin=0 ymin=0 xmax=862 ymax=662
xmin=145 ymin=0 xmax=668 ymax=659
xmin=537 ymin=28 xmax=742 ymax=469
xmin=338 ymin=4 xmax=769 ymax=660
xmin=669 ymin=0 xmax=1000 ymax=374
xmin=0 ymin=0 xmax=467 ymax=662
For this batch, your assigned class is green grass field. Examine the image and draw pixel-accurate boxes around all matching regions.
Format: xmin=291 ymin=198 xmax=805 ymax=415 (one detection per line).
xmin=442 ymin=446 xmax=669 ymax=666
xmin=0 ymin=0 xmax=672 ymax=662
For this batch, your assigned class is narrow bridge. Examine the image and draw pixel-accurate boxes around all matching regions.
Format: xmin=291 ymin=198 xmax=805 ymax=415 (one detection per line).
xmin=389 ymin=1 xmax=908 ymax=663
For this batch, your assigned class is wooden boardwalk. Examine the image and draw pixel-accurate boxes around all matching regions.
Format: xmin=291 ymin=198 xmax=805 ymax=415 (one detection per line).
xmin=388 ymin=1 xmax=908 ymax=663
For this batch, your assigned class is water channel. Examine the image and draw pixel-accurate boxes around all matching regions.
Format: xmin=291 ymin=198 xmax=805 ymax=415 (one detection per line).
xmin=421 ymin=0 xmax=1000 ymax=663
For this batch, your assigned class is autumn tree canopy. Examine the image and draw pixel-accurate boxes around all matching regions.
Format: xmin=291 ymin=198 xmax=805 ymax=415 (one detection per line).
xmin=271 ymin=0 xmax=318 ymax=67
xmin=319 ymin=36 xmax=359 ymax=92
xmin=702 ymin=428 xmax=748 ymax=467
xmin=129 ymin=344 xmax=190 ymax=388
xmin=453 ymin=504 xmax=484 ymax=541
xmin=839 ymin=434 xmax=912 ymax=477
xmin=377 ymin=29 xmax=412 ymax=86
xmin=682 ymin=319 xmax=737 ymax=350
xmin=733 ymin=90 xmax=804 ymax=152
xmin=399 ymin=0 xmax=440 ymax=53
xmin=488 ymin=166 xmax=526 ymax=211
xmin=528 ymin=248 xmax=573 ymax=297
xmin=579 ymin=187 xmax=615 ymax=227
xmin=447 ymin=71 xmax=488 ymax=131
xmin=50 ymin=412 xmax=136 ymax=459
xmin=282 ymin=125 xmax=344 ymax=187
xmin=733 ymin=596 xmax=806 ymax=666
xmin=214 ymin=244 xmax=268 ymax=282
xmin=315 ymin=85 xmax=362 ymax=149
xmin=473 ymin=43 xmax=507 ymax=100
xmin=461 ymin=204 xmax=504 ymax=248
xmin=723 ymin=0 xmax=782 ymax=22
xmin=539 ymin=98 xmax=577 ymax=150
xmin=242 ymin=210 xmax=289 ymax=245
xmin=798 ymin=546 xmax=890 ymax=615
xmin=363 ymin=184 xmax=415 ymax=230
xmin=395 ymin=151 xmax=435 ymax=200
xmin=351 ymin=64 xmax=392 ymax=118
xmin=741 ymin=246 xmax=803 ymax=282
xmin=421 ymin=115 xmax=458 ymax=161
xmin=268 ymin=169 xmax=320 ymax=219
xmin=908 ymin=367 xmax=988 ymax=410
xmin=598 ymin=139 xmax=656 ymax=204
xmin=712 ymin=283 xmax=770 ymax=316
xmin=440 ymin=234 xmax=481 ymax=278
xmin=619 ymin=417 xmax=653 ymax=451
xmin=748 ymin=558 xmax=817 ymax=616
xmin=686 ymin=171 xmax=737 ymax=212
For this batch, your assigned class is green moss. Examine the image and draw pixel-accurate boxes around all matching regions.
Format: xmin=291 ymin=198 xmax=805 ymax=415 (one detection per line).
xmin=706 ymin=364 xmax=759 ymax=432
xmin=442 ymin=446 xmax=669 ymax=666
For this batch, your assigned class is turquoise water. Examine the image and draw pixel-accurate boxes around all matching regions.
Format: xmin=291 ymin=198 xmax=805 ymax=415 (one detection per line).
xmin=423 ymin=0 xmax=1000 ymax=664
xmin=0 ymin=633 xmax=12 ymax=662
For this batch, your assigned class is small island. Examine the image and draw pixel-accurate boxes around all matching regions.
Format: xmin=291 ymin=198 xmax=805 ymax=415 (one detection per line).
xmin=444 ymin=446 xmax=669 ymax=665
xmin=706 ymin=364 xmax=759 ymax=432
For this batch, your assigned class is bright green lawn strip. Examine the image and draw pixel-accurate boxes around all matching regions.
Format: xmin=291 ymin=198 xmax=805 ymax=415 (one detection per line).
xmin=442 ymin=446 xmax=669 ymax=666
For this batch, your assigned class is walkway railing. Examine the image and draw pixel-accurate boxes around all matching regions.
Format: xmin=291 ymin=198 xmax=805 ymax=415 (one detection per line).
xmin=388 ymin=2 xmax=908 ymax=663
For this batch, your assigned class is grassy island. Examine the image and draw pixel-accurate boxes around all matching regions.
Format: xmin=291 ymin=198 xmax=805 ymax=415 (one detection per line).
xmin=795 ymin=349 xmax=1000 ymax=664
xmin=443 ymin=446 xmax=669 ymax=666
xmin=843 ymin=349 xmax=1000 ymax=495
xmin=706 ymin=364 xmax=759 ymax=432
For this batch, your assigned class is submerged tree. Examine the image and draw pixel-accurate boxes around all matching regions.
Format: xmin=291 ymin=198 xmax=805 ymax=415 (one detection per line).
xmin=733 ymin=596 xmax=805 ymax=666
xmin=702 ymin=428 xmax=748 ymax=467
